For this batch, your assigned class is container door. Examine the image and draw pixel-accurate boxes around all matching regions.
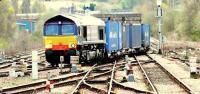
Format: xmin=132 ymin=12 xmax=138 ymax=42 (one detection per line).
xmin=109 ymin=22 xmax=118 ymax=53
xmin=105 ymin=21 xmax=118 ymax=53
xmin=117 ymin=22 xmax=122 ymax=50
xmin=132 ymin=24 xmax=142 ymax=48
xmin=129 ymin=24 xmax=133 ymax=48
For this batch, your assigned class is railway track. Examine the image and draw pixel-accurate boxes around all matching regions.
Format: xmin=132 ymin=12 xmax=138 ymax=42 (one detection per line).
xmin=1 ymin=49 xmax=193 ymax=94
xmin=1 ymin=63 xmax=110 ymax=93
xmin=135 ymin=54 xmax=193 ymax=94
xmin=0 ymin=65 xmax=72 ymax=78
xmin=68 ymin=60 xmax=153 ymax=94
xmin=0 ymin=63 xmax=11 ymax=69
xmin=1 ymin=71 xmax=87 ymax=94
xmin=1 ymin=60 xmax=154 ymax=94
xmin=0 ymin=49 xmax=47 ymax=77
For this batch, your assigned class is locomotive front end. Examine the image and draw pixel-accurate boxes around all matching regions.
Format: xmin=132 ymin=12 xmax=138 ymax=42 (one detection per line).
xmin=43 ymin=15 xmax=78 ymax=66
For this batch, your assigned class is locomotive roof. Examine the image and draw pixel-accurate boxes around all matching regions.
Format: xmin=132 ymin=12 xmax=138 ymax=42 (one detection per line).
xmin=45 ymin=14 xmax=105 ymax=26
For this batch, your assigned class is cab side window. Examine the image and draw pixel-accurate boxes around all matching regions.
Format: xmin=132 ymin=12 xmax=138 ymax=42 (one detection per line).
xmin=98 ymin=27 xmax=104 ymax=40
xmin=83 ymin=26 xmax=87 ymax=40
xmin=99 ymin=28 xmax=104 ymax=40
xmin=77 ymin=27 xmax=80 ymax=36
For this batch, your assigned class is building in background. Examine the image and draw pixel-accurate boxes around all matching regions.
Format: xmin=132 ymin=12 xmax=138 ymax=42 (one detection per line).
xmin=16 ymin=13 xmax=40 ymax=32
xmin=16 ymin=20 xmax=36 ymax=32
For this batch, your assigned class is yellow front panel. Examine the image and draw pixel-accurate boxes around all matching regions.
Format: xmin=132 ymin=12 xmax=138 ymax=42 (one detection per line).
xmin=44 ymin=36 xmax=77 ymax=48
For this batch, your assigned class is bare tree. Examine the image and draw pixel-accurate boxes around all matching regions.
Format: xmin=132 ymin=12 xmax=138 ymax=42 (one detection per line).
xmin=11 ymin=0 xmax=19 ymax=14
xmin=21 ymin=0 xmax=31 ymax=13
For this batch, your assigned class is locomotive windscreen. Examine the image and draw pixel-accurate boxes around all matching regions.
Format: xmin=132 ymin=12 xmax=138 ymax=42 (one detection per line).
xmin=61 ymin=24 xmax=76 ymax=35
xmin=44 ymin=23 xmax=76 ymax=36
xmin=44 ymin=15 xmax=77 ymax=36
xmin=45 ymin=24 xmax=59 ymax=35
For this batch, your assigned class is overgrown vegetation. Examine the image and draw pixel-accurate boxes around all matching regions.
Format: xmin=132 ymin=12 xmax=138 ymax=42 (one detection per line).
xmin=21 ymin=0 xmax=31 ymax=13
xmin=181 ymin=0 xmax=200 ymax=41
xmin=0 ymin=0 xmax=15 ymax=49
xmin=0 ymin=0 xmax=48 ymax=54
xmin=107 ymin=0 xmax=200 ymax=41
xmin=32 ymin=0 xmax=46 ymax=13
xmin=134 ymin=0 xmax=200 ymax=41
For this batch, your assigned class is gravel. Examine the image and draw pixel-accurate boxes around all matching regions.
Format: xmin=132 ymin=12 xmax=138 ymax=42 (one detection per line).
xmin=114 ymin=62 xmax=149 ymax=91
xmin=143 ymin=63 xmax=186 ymax=94
xmin=150 ymin=54 xmax=200 ymax=94
xmin=113 ymin=87 xmax=137 ymax=94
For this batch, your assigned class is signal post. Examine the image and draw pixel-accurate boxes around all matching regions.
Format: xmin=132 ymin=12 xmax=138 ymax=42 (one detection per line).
xmin=157 ymin=0 xmax=163 ymax=54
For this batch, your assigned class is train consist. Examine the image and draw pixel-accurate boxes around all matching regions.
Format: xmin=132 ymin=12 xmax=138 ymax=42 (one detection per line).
xmin=43 ymin=14 xmax=150 ymax=66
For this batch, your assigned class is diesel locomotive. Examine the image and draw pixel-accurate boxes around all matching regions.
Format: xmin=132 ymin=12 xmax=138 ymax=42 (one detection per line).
xmin=43 ymin=14 xmax=150 ymax=66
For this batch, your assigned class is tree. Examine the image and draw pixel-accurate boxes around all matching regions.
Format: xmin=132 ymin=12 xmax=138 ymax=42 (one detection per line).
xmin=11 ymin=0 xmax=19 ymax=14
xmin=96 ymin=0 xmax=108 ymax=2
xmin=32 ymin=0 xmax=45 ymax=13
xmin=182 ymin=0 xmax=200 ymax=41
xmin=0 ymin=0 xmax=16 ymax=48
xmin=0 ymin=0 xmax=15 ymax=35
xmin=120 ymin=0 xmax=141 ymax=9
xmin=21 ymin=0 xmax=31 ymax=13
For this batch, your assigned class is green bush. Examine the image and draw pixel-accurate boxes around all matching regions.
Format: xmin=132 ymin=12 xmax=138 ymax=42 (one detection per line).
xmin=0 ymin=38 xmax=9 ymax=49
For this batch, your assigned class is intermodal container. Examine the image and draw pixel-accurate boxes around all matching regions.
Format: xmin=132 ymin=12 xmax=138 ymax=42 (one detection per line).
xmin=141 ymin=24 xmax=150 ymax=47
xmin=122 ymin=24 xmax=130 ymax=48
xmin=105 ymin=20 xmax=121 ymax=53
xmin=129 ymin=24 xmax=142 ymax=48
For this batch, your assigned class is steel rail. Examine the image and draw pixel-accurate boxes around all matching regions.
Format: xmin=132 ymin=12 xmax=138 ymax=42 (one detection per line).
xmin=83 ymin=82 xmax=109 ymax=94
xmin=1 ymin=71 xmax=87 ymax=93
xmin=0 ymin=64 xmax=11 ymax=69
xmin=134 ymin=55 xmax=158 ymax=94
xmin=1 ymin=64 xmax=113 ymax=94
xmin=113 ymin=79 xmax=154 ymax=94
xmin=70 ymin=64 xmax=97 ymax=94
xmin=107 ymin=61 xmax=116 ymax=94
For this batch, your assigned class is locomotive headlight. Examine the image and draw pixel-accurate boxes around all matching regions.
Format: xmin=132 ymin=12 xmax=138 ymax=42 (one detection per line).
xmin=45 ymin=44 xmax=52 ymax=49
xmin=71 ymin=44 xmax=76 ymax=48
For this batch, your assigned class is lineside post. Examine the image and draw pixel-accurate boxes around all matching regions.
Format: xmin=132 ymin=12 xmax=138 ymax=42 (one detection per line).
xmin=9 ymin=61 xmax=16 ymax=78
xmin=70 ymin=56 xmax=79 ymax=73
xmin=60 ymin=56 xmax=64 ymax=74
xmin=125 ymin=60 xmax=134 ymax=82
xmin=0 ymin=51 xmax=4 ymax=64
xmin=46 ymin=79 xmax=54 ymax=92
xmin=32 ymin=50 xmax=38 ymax=80
xmin=189 ymin=57 xmax=198 ymax=78
xmin=125 ymin=55 xmax=128 ymax=62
